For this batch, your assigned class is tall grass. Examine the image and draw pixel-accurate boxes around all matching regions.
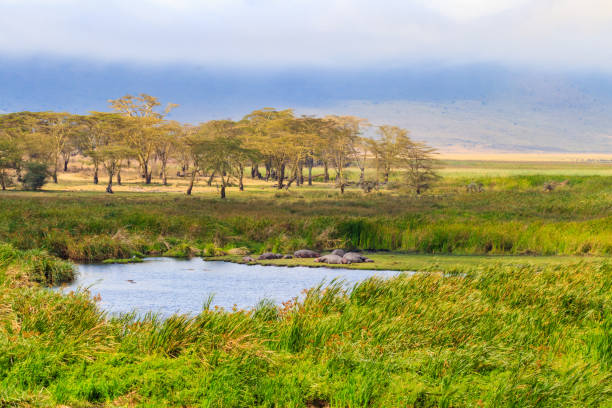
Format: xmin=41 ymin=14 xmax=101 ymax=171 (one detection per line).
xmin=0 ymin=173 xmax=610 ymax=260
xmin=0 ymin=243 xmax=74 ymax=285
xmin=1 ymin=249 xmax=610 ymax=406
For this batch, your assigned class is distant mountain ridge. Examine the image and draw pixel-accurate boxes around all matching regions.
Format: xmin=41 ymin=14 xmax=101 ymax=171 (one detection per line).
xmin=1 ymin=57 xmax=611 ymax=152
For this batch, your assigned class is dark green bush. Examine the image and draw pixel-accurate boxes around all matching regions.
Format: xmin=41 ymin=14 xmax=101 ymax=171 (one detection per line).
xmin=21 ymin=161 xmax=49 ymax=191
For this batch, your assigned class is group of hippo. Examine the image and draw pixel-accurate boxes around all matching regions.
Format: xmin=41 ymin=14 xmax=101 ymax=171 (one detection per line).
xmin=243 ymin=249 xmax=374 ymax=264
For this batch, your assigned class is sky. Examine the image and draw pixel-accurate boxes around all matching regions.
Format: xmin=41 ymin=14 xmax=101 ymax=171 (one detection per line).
xmin=1 ymin=0 xmax=612 ymax=71
xmin=1 ymin=0 xmax=612 ymax=152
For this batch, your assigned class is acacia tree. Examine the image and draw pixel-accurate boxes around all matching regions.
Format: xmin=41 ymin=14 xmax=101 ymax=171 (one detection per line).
xmin=354 ymin=136 xmax=371 ymax=186
xmin=182 ymin=124 xmax=208 ymax=195
xmin=324 ymin=115 xmax=362 ymax=194
xmin=80 ymin=113 xmax=122 ymax=184
xmin=229 ymin=122 xmax=259 ymax=191
xmin=98 ymin=144 xmax=131 ymax=194
xmin=295 ymin=116 xmax=326 ymax=187
xmin=32 ymin=112 xmax=75 ymax=183
xmin=368 ymin=125 xmax=412 ymax=184
xmin=155 ymin=121 xmax=181 ymax=186
xmin=89 ymin=115 xmax=132 ymax=194
xmin=0 ymin=131 xmax=22 ymax=190
xmin=0 ymin=113 xmax=29 ymax=189
xmin=109 ymin=94 xmax=177 ymax=184
xmin=183 ymin=121 xmax=252 ymax=198
xmin=243 ymin=108 xmax=296 ymax=189
xmin=399 ymin=141 xmax=439 ymax=195
xmin=60 ymin=119 xmax=84 ymax=172
xmin=242 ymin=108 xmax=283 ymax=180
xmin=202 ymin=136 xmax=247 ymax=199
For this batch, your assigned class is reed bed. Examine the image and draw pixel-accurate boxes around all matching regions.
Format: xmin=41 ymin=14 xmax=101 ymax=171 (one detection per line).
xmin=0 ymin=242 xmax=610 ymax=407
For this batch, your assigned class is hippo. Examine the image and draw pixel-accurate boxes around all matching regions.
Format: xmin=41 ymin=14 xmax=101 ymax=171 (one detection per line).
xmin=314 ymin=254 xmax=344 ymax=264
xmin=282 ymin=255 xmax=293 ymax=259
xmin=243 ymin=256 xmax=256 ymax=262
xmin=342 ymin=252 xmax=373 ymax=264
xmin=257 ymin=252 xmax=283 ymax=260
xmin=331 ymin=249 xmax=346 ymax=257
xmin=294 ymin=249 xmax=320 ymax=258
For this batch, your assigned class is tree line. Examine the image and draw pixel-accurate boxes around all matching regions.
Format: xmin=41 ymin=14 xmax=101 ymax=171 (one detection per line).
xmin=0 ymin=94 xmax=439 ymax=197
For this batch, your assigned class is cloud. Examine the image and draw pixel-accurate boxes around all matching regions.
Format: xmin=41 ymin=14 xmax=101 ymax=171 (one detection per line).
xmin=419 ymin=0 xmax=531 ymax=20
xmin=0 ymin=0 xmax=611 ymax=70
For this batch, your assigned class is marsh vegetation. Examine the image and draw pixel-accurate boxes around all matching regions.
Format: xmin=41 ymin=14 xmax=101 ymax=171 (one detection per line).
xmin=1 ymin=243 xmax=611 ymax=407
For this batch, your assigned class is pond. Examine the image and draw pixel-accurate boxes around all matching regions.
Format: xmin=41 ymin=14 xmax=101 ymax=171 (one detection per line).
xmin=57 ymin=257 xmax=405 ymax=317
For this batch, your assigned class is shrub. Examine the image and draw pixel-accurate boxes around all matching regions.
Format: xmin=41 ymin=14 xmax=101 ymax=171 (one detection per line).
xmin=21 ymin=161 xmax=49 ymax=191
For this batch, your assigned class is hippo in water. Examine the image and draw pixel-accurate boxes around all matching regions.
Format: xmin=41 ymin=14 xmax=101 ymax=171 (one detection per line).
xmin=294 ymin=249 xmax=320 ymax=258
xmin=314 ymin=254 xmax=344 ymax=264
xmin=342 ymin=252 xmax=374 ymax=264
xmin=331 ymin=249 xmax=346 ymax=257
xmin=243 ymin=256 xmax=256 ymax=262
xmin=257 ymin=252 xmax=283 ymax=260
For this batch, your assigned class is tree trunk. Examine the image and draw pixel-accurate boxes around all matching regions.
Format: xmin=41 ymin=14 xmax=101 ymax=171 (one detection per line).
xmin=324 ymin=162 xmax=330 ymax=182
xmin=251 ymin=163 xmax=261 ymax=179
xmin=359 ymin=168 xmax=365 ymax=185
xmin=0 ymin=171 xmax=6 ymax=190
xmin=63 ymin=157 xmax=69 ymax=172
xmin=277 ymin=163 xmax=285 ymax=189
xmin=265 ymin=161 xmax=271 ymax=181
xmin=298 ymin=162 xmax=304 ymax=186
xmin=52 ymin=164 xmax=58 ymax=184
xmin=207 ymin=172 xmax=215 ymax=187
xmin=162 ymin=162 xmax=168 ymax=186
xmin=220 ymin=184 xmax=226 ymax=199
xmin=308 ymin=160 xmax=313 ymax=186
xmin=93 ymin=165 xmax=99 ymax=184
xmin=186 ymin=170 xmax=196 ymax=195
xmin=144 ymin=163 xmax=152 ymax=184
xmin=117 ymin=171 xmax=122 ymax=185
xmin=239 ymin=164 xmax=244 ymax=191
xmin=106 ymin=173 xmax=114 ymax=194
xmin=340 ymin=183 xmax=345 ymax=194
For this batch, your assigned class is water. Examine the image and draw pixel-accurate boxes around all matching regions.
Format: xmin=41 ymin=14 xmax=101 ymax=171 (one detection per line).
xmin=57 ymin=257 xmax=404 ymax=317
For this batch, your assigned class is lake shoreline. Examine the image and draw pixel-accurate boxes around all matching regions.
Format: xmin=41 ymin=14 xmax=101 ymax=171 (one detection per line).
xmin=207 ymin=253 xmax=608 ymax=272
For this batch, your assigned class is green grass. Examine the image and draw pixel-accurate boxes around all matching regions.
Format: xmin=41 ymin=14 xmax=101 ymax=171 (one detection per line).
xmin=0 ymin=242 xmax=75 ymax=286
xmin=0 ymin=243 xmax=611 ymax=407
xmin=102 ymin=257 xmax=144 ymax=264
xmin=213 ymin=252 xmax=608 ymax=272
xmin=0 ymin=172 xmax=610 ymax=261
xmin=0 ymin=162 xmax=611 ymax=405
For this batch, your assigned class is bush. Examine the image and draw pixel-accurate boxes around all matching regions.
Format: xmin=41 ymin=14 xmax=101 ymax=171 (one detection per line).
xmin=21 ymin=162 xmax=49 ymax=191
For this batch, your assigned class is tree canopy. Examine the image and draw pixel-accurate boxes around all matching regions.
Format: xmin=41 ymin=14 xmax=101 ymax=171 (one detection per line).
xmin=0 ymin=95 xmax=440 ymax=197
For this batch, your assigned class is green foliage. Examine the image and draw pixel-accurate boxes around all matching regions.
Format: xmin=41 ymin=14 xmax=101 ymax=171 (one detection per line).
xmin=0 ymin=242 xmax=74 ymax=285
xmin=203 ymin=243 xmax=225 ymax=257
xmin=0 ymin=172 xmax=611 ymax=260
xmin=102 ymin=257 xmax=143 ymax=264
xmin=21 ymin=161 xmax=48 ymax=190
xmin=0 ymin=252 xmax=611 ymax=406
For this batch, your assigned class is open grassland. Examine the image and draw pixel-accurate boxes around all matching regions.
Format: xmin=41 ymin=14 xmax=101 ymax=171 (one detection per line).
xmin=0 ymin=160 xmax=610 ymax=262
xmin=0 ymin=243 xmax=611 ymax=407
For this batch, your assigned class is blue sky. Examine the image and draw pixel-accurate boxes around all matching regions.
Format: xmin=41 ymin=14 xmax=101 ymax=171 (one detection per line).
xmin=1 ymin=0 xmax=612 ymax=71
